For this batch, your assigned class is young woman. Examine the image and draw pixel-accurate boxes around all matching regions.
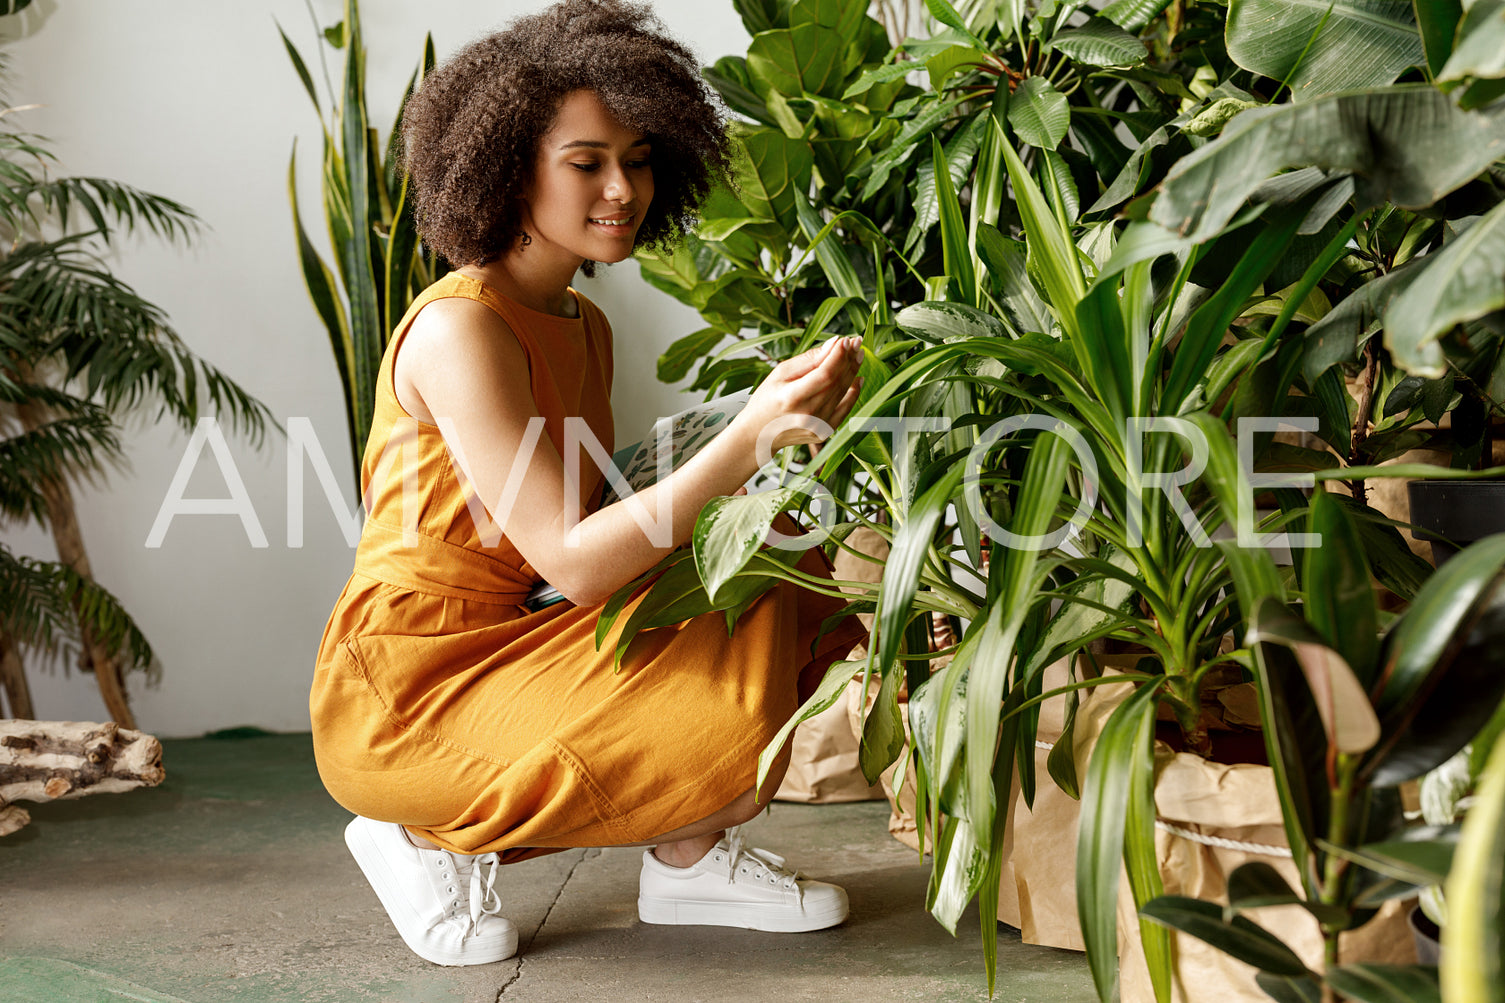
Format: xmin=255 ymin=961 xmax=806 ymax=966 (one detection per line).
xmin=310 ymin=0 xmax=867 ymax=967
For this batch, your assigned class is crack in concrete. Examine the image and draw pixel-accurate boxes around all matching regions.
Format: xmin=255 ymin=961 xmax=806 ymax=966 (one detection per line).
xmin=497 ymin=848 xmax=596 ymax=999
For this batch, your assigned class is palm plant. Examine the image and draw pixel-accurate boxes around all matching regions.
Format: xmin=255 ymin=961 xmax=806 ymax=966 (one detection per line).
xmin=0 ymin=48 xmax=271 ymax=727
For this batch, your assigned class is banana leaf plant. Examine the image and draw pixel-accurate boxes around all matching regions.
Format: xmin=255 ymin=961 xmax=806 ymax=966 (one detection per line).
xmin=281 ymin=0 xmax=440 ymax=490
xmin=1138 ymin=497 xmax=1505 ymax=1003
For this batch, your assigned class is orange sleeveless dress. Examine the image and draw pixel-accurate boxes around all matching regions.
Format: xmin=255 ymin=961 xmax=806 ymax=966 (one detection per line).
xmin=310 ymin=273 xmax=860 ymax=862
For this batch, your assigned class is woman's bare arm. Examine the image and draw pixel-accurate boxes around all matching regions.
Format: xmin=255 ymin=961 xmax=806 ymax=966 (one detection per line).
xmin=396 ymin=297 xmax=862 ymax=605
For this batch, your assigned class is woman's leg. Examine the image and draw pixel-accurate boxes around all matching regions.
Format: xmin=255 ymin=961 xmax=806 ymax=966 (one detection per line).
xmin=614 ymin=743 xmax=792 ymax=865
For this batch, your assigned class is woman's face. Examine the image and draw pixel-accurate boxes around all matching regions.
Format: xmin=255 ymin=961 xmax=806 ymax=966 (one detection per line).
xmin=518 ymin=89 xmax=655 ymax=269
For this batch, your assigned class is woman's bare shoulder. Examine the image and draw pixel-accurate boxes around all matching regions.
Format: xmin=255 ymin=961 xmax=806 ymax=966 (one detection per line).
xmin=396 ymin=297 xmax=530 ymax=423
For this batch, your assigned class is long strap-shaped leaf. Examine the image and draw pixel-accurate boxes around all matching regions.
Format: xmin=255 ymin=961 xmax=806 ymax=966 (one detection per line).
xmin=964 ymin=433 xmax=1074 ymax=851
xmin=930 ymin=135 xmax=976 ymax=308
xmin=338 ymin=0 xmax=382 ymax=463
xmin=1078 ymin=677 xmax=1165 ymax=1003
xmin=1442 ymin=733 xmax=1505 ymax=1003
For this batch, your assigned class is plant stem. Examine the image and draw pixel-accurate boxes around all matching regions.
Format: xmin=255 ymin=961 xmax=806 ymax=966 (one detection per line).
xmin=1319 ymin=756 xmax=1360 ymax=999
xmin=1347 ymin=339 xmax=1380 ymax=506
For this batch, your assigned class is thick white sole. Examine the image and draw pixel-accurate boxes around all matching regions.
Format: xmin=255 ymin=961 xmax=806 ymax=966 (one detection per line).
xmin=637 ymin=889 xmax=849 ymax=933
xmin=345 ymin=819 xmax=518 ymax=966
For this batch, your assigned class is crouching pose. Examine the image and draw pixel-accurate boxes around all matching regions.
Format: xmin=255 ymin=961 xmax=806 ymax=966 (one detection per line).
xmin=310 ymin=0 xmax=866 ymax=966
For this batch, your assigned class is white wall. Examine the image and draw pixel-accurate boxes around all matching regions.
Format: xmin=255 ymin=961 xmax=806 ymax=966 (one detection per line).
xmin=1 ymin=0 xmax=749 ymax=737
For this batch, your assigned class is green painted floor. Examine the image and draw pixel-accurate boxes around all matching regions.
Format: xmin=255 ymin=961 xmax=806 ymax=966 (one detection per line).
xmin=0 ymin=731 xmax=1094 ymax=1002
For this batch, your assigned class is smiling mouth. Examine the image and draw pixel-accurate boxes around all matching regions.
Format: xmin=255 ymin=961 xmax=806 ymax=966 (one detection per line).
xmin=590 ymin=216 xmax=633 ymax=227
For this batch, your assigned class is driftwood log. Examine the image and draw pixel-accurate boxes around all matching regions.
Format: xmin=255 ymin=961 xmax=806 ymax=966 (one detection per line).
xmin=0 ymin=720 xmax=164 ymax=835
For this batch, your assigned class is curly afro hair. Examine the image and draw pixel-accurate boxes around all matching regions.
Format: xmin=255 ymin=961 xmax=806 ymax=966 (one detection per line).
xmin=400 ymin=0 xmax=730 ymax=274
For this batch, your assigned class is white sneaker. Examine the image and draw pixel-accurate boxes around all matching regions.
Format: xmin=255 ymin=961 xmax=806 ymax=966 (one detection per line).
xmin=637 ymin=827 xmax=849 ymax=932
xmin=344 ymin=815 xmax=518 ymax=965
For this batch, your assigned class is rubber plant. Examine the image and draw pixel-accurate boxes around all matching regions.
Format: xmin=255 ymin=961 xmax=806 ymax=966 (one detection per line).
xmin=0 ymin=47 xmax=272 ymax=726
xmin=1139 ymin=495 xmax=1505 ymax=1003
xmin=282 ymin=0 xmax=440 ymax=490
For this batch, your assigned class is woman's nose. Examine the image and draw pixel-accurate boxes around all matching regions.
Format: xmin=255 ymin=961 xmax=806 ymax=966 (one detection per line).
xmin=604 ymin=166 xmax=635 ymax=204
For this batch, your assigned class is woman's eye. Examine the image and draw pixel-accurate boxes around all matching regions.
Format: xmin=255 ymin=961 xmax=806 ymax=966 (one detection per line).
xmin=628 ymin=159 xmax=652 ymax=169
xmin=570 ymin=162 xmax=599 ymax=172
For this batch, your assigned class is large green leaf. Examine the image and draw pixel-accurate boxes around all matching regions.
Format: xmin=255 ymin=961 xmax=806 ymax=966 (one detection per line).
xmin=1438 ymin=0 xmax=1505 ymax=101
xmin=1007 ymin=76 xmax=1071 ymax=151
xmin=1303 ymin=490 xmax=1381 ymax=683
xmin=1442 ymin=734 xmax=1505 ymax=1003
xmin=894 ymin=300 xmax=1010 ymax=342
xmin=1338 ymin=826 xmax=1459 ymax=886
xmin=975 ymin=224 xmax=1055 ymax=335
xmin=1372 ymin=534 xmax=1505 ymax=723
xmin=1385 ymin=199 xmax=1505 ymax=378
xmin=998 ymin=129 xmax=1086 ymax=334
xmin=1050 ymin=16 xmax=1147 ymax=67
xmin=1366 ymin=561 xmax=1505 ymax=786
xmin=1225 ymin=862 xmax=1349 ymax=924
xmin=1248 ymin=600 xmax=1382 ymax=757
xmin=1248 ymin=598 xmax=1330 ymax=889
xmin=734 ymin=126 xmax=814 ymax=235
xmin=336 ymin=11 xmax=381 ymax=467
xmin=1078 ymin=679 xmax=1163 ymax=1002
xmin=1152 ymin=86 xmax=1505 ymax=243
xmin=1414 ymin=0 xmax=1463 ymax=78
xmin=1099 ymin=0 xmax=1172 ymax=31
xmin=1226 ymin=0 xmax=1425 ymax=99
xmin=1139 ymin=895 xmax=1311 ymax=976
xmin=693 ymin=487 xmax=804 ymax=603
xmin=859 ymin=644 xmax=906 ymax=784
xmin=746 ymin=22 xmax=846 ymax=100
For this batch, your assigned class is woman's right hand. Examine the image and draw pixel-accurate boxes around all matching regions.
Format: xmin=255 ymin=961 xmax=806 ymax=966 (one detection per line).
xmin=734 ymin=336 xmax=865 ymax=457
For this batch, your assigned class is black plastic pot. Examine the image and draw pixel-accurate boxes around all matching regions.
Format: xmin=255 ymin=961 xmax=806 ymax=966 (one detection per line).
xmin=1408 ymin=905 xmax=1442 ymax=966
xmin=1407 ymin=480 xmax=1505 ymax=565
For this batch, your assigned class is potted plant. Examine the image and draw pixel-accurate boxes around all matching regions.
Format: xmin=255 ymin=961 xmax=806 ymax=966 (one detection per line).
xmin=1137 ymin=493 xmax=1505 ymax=1003
xmin=615 ymin=0 xmax=1505 ymax=996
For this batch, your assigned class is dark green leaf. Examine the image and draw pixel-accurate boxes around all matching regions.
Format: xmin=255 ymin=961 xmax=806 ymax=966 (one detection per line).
xmin=1051 ymin=16 xmax=1147 ymax=67
xmin=1139 ymin=895 xmax=1311 ymax=976
xmin=1303 ymin=490 xmax=1381 ymax=683
xmin=1152 ymin=87 xmax=1505 ymax=245
xmin=1325 ymin=964 xmax=1441 ymax=1003
xmin=1226 ymin=0 xmax=1424 ymax=99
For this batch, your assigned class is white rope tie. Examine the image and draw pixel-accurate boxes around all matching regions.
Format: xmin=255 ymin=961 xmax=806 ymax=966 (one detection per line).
xmin=1154 ymin=820 xmax=1293 ymax=858
xmin=1032 ymin=740 xmax=1293 ymax=858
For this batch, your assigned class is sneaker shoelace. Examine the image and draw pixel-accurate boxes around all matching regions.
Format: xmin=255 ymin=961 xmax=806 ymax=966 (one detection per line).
xmin=464 ymin=852 xmax=504 ymax=929
xmin=723 ymin=825 xmax=804 ymax=904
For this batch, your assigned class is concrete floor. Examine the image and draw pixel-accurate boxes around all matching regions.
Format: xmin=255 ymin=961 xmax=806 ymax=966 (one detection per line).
xmin=0 ymin=731 xmax=1095 ymax=1003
